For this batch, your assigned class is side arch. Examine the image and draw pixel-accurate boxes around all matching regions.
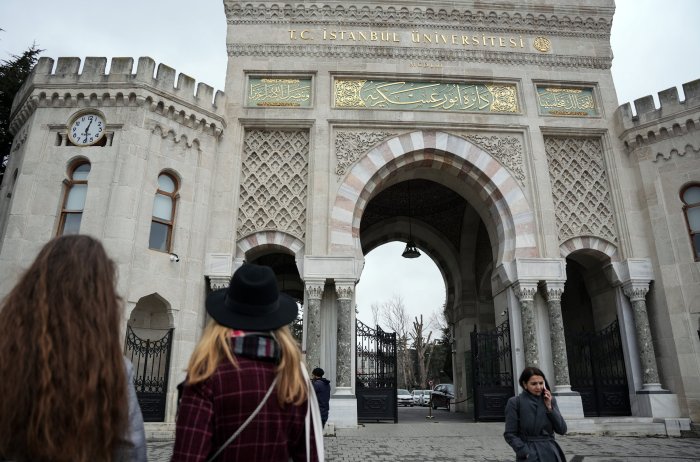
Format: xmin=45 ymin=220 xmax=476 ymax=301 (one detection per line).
xmin=236 ymin=230 xmax=305 ymax=275
xmin=559 ymin=236 xmax=619 ymax=261
xmin=331 ymin=130 xmax=538 ymax=265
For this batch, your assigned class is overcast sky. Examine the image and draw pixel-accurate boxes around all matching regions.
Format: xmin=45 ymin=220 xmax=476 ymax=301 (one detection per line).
xmin=1 ymin=0 xmax=699 ymax=334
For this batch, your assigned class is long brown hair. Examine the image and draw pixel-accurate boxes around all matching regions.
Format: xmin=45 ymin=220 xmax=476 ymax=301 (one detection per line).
xmin=0 ymin=235 xmax=128 ymax=462
xmin=187 ymin=320 xmax=308 ymax=406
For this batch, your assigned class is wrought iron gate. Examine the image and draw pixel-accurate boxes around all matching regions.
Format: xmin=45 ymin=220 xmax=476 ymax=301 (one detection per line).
xmin=124 ymin=325 xmax=174 ymax=422
xmin=356 ymin=319 xmax=398 ymax=422
xmin=471 ymin=318 xmax=514 ymax=421
xmin=566 ymin=319 xmax=631 ymax=417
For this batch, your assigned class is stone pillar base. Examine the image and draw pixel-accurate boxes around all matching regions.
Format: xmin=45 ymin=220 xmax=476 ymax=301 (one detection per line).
xmin=636 ymin=390 xmax=681 ymax=418
xmin=329 ymin=387 xmax=357 ymax=428
xmin=553 ymin=391 xmax=584 ymax=419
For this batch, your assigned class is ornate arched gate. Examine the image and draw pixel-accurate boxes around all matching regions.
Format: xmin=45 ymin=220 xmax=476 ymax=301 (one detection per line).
xmin=124 ymin=325 xmax=174 ymax=422
xmin=356 ymin=319 xmax=398 ymax=422
xmin=470 ymin=318 xmax=515 ymax=421
xmin=566 ymin=319 xmax=631 ymax=417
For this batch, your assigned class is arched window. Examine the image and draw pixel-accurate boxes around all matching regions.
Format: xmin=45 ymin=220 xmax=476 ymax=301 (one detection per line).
xmin=149 ymin=172 xmax=178 ymax=252
xmin=681 ymin=183 xmax=700 ymax=260
xmin=58 ymin=162 xmax=90 ymax=235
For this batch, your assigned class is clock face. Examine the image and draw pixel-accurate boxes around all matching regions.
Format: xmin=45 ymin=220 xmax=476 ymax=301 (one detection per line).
xmin=69 ymin=113 xmax=105 ymax=146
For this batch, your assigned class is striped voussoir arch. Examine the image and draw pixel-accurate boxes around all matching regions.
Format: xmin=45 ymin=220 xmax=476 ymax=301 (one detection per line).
xmin=236 ymin=231 xmax=305 ymax=261
xmin=559 ymin=236 xmax=619 ymax=261
xmin=330 ymin=130 xmax=538 ymax=263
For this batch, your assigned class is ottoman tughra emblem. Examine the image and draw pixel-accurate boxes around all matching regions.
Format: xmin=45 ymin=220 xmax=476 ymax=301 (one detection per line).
xmin=533 ymin=37 xmax=551 ymax=53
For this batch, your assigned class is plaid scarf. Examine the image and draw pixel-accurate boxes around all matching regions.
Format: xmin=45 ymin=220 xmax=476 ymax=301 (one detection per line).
xmin=229 ymin=330 xmax=281 ymax=363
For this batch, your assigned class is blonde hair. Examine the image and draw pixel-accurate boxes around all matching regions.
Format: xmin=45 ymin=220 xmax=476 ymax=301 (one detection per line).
xmin=186 ymin=320 xmax=307 ymax=406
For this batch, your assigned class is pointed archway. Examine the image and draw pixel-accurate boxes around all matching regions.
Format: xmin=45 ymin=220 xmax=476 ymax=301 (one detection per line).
xmin=331 ymin=130 xmax=538 ymax=265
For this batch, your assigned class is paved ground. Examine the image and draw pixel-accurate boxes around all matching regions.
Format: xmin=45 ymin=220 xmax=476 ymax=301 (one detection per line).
xmin=148 ymin=406 xmax=700 ymax=461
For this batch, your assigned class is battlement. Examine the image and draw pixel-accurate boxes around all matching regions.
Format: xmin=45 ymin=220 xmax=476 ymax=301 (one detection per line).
xmin=11 ymin=56 xmax=225 ymax=117
xmin=616 ymin=79 xmax=700 ymax=131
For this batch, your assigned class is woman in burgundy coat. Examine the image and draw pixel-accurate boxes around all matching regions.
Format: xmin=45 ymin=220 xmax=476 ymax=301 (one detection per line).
xmin=172 ymin=264 xmax=323 ymax=462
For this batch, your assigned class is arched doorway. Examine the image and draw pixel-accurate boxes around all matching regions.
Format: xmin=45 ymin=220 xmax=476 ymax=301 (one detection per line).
xmin=331 ymin=130 xmax=538 ymax=422
xmin=562 ymin=253 xmax=631 ymax=417
xmin=247 ymin=249 xmax=304 ymax=341
xmin=125 ymin=293 xmax=174 ymax=422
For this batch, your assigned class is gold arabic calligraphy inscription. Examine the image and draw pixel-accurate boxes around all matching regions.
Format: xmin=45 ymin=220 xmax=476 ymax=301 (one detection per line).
xmin=536 ymin=87 xmax=596 ymax=116
xmin=334 ymin=79 xmax=517 ymax=113
xmin=248 ymin=77 xmax=312 ymax=107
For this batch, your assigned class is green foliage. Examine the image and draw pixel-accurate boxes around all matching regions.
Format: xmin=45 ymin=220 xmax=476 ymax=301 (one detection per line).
xmin=0 ymin=44 xmax=42 ymax=186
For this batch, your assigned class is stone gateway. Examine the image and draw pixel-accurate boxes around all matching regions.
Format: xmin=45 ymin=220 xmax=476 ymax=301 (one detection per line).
xmin=1 ymin=0 xmax=699 ymax=434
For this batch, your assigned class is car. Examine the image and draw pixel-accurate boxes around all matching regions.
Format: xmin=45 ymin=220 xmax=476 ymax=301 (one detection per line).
xmin=431 ymin=383 xmax=454 ymax=410
xmin=411 ymin=390 xmax=423 ymax=406
xmin=411 ymin=389 xmax=430 ymax=406
xmin=397 ymin=388 xmax=414 ymax=406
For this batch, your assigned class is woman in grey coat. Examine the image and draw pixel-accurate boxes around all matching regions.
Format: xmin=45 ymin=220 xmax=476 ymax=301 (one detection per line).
xmin=504 ymin=367 xmax=567 ymax=461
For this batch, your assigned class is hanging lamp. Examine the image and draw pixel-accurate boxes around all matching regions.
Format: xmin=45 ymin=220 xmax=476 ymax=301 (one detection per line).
xmin=402 ymin=181 xmax=421 ymax=259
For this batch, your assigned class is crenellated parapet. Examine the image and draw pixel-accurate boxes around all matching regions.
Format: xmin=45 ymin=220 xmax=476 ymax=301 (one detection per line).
xmin=9 ymin=56 xmax=226 ymax=137
xmin=614 ymin=79 xmax=700 ymax=161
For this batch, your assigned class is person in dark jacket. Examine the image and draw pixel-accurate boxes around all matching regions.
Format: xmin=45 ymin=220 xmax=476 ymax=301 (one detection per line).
xmin=312 ymin=368 xmax=331 ymax=427
xmin=504 ymin=367 xmax=567 ymax=461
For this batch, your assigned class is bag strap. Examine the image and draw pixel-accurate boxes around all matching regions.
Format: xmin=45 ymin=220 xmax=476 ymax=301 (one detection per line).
xmin=205 ymin=376 xmax=278 ymax=462
xmin=301 ymin=364 xmax=325 ymax=462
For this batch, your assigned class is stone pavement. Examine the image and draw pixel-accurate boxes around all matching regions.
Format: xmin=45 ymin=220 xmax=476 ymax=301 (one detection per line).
xmin=147 ymin=407 xmax=700 ymax=461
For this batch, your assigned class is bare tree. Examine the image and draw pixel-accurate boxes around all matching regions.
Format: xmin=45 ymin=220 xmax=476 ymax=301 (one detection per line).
xmin=378 ymin=294 xmax=413 ymax=388
xmin=370 ymin=301 xmax=380 ymax=327
xmin=380 ymin=294 xmax=410 ymax=336
xmin=410 ymin=314 xmax=434 ymax=389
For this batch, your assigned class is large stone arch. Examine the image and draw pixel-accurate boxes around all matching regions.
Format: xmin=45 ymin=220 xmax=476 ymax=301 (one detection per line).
xmin=331 ymin=130 xmax=538 ymax=265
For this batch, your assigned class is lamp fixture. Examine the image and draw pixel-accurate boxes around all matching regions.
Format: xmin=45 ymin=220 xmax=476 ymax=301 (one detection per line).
xmin=169 ymin=253 xmax=180 ymax=262
xmin=402 ymin=181 xmax=421 ymax=259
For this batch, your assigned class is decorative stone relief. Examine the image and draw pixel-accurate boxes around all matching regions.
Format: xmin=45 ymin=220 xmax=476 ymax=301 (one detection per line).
xmin=227 ymin=45 xmax=612 ymax=70
xmin=10 ymin=127 xmax=28 ymax=153
xmin=223 ymin=4 xmax=612 ymax=39
xmin=305 ymin=282 xmax=325 ymax=300
xmin=465 ymin=134 xmax=525 ymax=183
xmin=208 ymin=276 xmax=230 ymax=291
xmin=545 ymin=137 xmax=617 ymax=243
xmin=514 ymin=283 xmax=538 ymax=301
xmin=238 ymin=129 xmax=309 ymax=239
xmin=335 ymin=283 xmax=354 ymax=300
xmin=335 ymin=130 xmax=397 ymax=177
xmin=623 ymin=284 xmax=649 ymax=302
xmin=654 ymin=143 xmax=700 ymax=162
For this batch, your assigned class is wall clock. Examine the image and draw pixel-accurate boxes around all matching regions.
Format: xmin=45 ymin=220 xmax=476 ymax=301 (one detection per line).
xmin=68 ymin=112 xmax=105 ymax=146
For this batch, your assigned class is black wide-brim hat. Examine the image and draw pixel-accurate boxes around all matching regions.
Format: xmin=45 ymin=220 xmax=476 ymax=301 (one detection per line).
xmin=206 ymin=263 xmax=298 ymax=331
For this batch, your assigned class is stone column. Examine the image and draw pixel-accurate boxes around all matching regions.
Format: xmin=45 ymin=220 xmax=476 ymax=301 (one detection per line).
xmin=335 ymin=282 xmax=354 ymax=389
xmin=542 ymin=281 xmax=572 ymax=392
xmin=622 ymin=282 xmax=661 ymax=388
xmin=514 ymin=282 xmax=540 ymax=367
xmin=304 ymin=281 xmax=324 ymax=372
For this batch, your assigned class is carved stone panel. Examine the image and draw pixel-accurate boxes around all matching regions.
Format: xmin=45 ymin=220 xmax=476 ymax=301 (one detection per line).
xmin=238 ymin=129 xmax=309 ymax=239
xmin=335 ymin=130 xmax=397 ymax=177
xmin=544 ymin=137 xmax=617 ymax=243
xmin=464 ymin=134 xmax=525 ymax=184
